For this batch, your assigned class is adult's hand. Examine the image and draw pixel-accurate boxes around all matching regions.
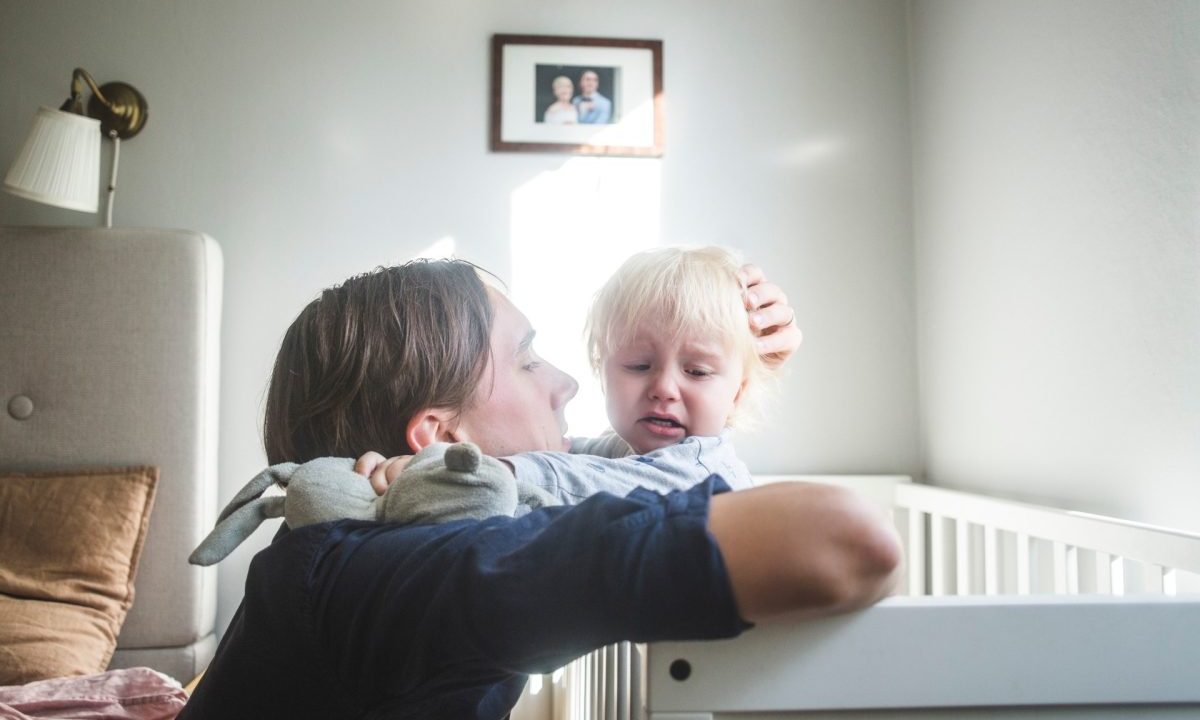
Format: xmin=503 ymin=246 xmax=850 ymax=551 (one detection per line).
xmin=739 ymin=263 xmax=802 ymax=369
xmin=354 ymin=451 xmax=412 ymax=496
xmin=708 ymin=482 xmax=901 ymax=621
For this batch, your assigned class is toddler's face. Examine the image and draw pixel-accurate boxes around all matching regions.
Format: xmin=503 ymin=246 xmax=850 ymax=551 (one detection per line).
xmin=602 ymin=321 xmax=745 ymax=454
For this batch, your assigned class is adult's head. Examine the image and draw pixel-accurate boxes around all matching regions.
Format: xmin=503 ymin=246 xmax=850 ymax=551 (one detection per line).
xmin=551 ymin=75 xmax=574 ymax=102
xmin=264 ymin=259 xmax=577 ymax=464
xmin=579 ymin=70 xmax=599 ymax=96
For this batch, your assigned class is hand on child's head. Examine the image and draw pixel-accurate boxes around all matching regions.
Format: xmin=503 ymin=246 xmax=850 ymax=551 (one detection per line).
xmin=738 ymin=263 xmax=802 ymax=369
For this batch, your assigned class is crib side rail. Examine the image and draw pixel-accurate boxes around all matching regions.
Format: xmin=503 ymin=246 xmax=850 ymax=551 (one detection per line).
xmin=524 ymin=478 xmax=1200 ymax=719
xmin=897 ymin=483 xmax=1200 ymax=597
xmin=646 ymin=595 xmax=1200 ymax=716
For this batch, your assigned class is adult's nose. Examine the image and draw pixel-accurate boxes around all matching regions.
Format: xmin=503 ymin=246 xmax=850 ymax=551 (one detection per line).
xmin=552 ymin=365 xmax=579 ymax=408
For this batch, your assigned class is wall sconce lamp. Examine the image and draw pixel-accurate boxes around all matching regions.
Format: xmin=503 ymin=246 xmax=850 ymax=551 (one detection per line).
xmin=3 ymin=67 xmax=149 ymax=227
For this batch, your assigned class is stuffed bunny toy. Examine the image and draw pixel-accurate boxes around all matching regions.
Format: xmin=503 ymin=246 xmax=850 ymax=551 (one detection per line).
xmin=189 ymin=442 xmax=558 ymax=566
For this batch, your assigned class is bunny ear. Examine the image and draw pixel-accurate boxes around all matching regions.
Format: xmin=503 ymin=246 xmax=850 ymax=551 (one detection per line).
xmin=444 ymin=442 xmax=482 ymax=472
xmin=215 ymin=463 xmax=298 ymax=524
xmin=189 ymin=495 xmax=286 ymax=566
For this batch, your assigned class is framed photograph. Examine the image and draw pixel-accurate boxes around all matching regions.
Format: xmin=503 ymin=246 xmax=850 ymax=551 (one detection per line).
xmin=490 ymin=34 xmax=664 ymax=157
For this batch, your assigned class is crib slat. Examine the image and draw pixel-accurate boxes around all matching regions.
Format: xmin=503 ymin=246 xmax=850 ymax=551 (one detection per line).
xmin=601 ymin=647 xmax=610 ymax=720
xmin=582 ymin=655 xmax=589 ymax=720
xmin=907 ymin=508 xmax=926 ymax=597
xmin=616 ymin=642 xmax=630 ymax=720
xmin=566 ymin=659 xmax=575 ymax=719
xmin=1066 ymin=546 xmax=1080 ymax=594
xmin=630 ymin=644 xmax=645 ymax=720
xmin=1095 ymin=551 xmax=1112 ymax=594
xmin=576 ymin=657 xmax=585 ymax=715
xmin=580 ymin=652 xmax=588 ymax=720
xmin=568 ymin=656 xmax=577 ymax=720
xmin=578 ymin=652 xmax=587 ymax=720
xmin=984 ymin=525 xmax=1000 ymax=595
xmin=589 ymin=651 xmax=598 ymax=720
xmin=1053 ymin=541 xmax=1068 ymax=593
xmin=594 ymin=648 xmax=603 ymax=720
xmin=1016 ymin=533 xmax=1031 ymax=595
xmin=1110 ymin=555 xmax=1125 ymax=596
xmin=1094 ymin=551 xmax=1127 ymax=595
xmin=956 ymin=520 xmax=971 ymax=595
xmin=596 ymin=646 xmax=604 ymax=720
xmin=605 ymin=644 xmax=617 ymax=720
xmin=931 ymin=514 xmax=947 ymax=596
xmin=1164 ymin=567 xmax=1179 ymax=596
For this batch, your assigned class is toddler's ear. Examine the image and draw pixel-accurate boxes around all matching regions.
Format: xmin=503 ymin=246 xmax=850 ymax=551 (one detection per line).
xmin=406 ymin=408 xmax=458 ymax=452
xmin=733 ymin=377 xmax=750 ymax=407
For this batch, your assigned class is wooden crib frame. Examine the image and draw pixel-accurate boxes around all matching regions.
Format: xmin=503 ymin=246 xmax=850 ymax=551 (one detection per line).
xmin=522 ymin=475 xmax=1200 ymax=719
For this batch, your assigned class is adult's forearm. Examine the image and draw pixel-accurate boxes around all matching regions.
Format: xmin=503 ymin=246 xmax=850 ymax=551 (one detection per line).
xmin=708 ymin=482 xmax=902 ymax=622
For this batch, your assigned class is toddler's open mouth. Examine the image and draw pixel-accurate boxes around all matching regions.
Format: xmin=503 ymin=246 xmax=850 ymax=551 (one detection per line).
xmin=642 ymin=416 xmax=683 ymax=428
xmin=639 ymin=415 xmax=685 ymax=439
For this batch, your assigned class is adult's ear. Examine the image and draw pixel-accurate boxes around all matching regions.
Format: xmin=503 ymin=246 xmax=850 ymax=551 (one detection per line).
xmin=405 ymin=408 xmax=458 ymax=452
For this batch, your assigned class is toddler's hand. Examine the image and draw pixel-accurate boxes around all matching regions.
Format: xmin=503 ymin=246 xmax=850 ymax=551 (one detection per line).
xmin=354 ymin=451 xmax=413 ymax=496
xmin=739 ymin=263 xmax=802 ymax=369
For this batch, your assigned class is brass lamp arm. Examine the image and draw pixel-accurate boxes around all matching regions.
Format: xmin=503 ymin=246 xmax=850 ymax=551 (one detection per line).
xmin=59 ymin=66 xmax=148 ymax=140
xmin=62 ymin=67 xmax=108 ymax=113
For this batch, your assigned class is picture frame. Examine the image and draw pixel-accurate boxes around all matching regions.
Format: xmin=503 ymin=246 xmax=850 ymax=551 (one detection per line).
xmin=490 ymin=34 xmax=664 ymax=157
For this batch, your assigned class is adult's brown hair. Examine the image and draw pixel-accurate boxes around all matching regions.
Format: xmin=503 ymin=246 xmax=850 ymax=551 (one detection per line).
xmin=263 ymin=259 xmax=493 ymax=464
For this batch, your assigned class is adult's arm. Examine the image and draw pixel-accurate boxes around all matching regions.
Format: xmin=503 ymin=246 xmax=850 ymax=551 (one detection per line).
xmin=311 ymin=477 xmax=898 ymax=697
xmin=708 ymin=481 xmax=902 ymax=620
xmin=317 ymin=478 xmax=753 ymax=682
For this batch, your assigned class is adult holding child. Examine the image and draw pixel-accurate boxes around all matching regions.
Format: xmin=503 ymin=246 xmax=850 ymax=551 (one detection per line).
xmin=358 ymin=247 xmax=780 ymax=503
xmin=180 ymin=258 xmax=899 ymax=720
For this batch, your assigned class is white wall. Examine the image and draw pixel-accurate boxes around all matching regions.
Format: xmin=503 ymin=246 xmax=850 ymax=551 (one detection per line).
xmin=911 ymin=0 xmax=1200 ymax=531
xmin=0 ymin=0 xmax=917 ymax=635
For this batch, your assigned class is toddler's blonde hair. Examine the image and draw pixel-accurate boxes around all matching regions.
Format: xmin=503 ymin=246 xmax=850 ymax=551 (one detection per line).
xmin=585 ymin=246 xmax=771 ymax=428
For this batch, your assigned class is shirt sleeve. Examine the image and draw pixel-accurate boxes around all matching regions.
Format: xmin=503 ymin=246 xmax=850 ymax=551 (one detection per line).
xmin=508 ymin=433 xmax=752 ymax=503
xmin=310 ymin=477 xmax=750 ymax=683
xmin=568 ymin=430 xmax=632 ymax=458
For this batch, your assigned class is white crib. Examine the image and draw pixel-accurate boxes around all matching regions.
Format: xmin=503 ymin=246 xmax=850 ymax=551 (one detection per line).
xmin=515 ymin=475 xmax=1200 ymax=719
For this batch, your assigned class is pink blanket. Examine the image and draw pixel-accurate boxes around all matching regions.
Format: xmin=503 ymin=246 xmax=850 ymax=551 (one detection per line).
xmin=0 ymin=667 xmax=187 ymax=720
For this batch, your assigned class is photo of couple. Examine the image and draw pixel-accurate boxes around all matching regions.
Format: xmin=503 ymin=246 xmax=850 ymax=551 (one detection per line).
xmin=535 ymin=65 xmax=616 ymax=125
xmin=493 ymin=35 xmax=661 ymax=156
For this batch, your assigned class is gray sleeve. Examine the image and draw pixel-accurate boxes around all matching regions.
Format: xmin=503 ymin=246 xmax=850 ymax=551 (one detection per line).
xmin=507 ymin=436 xmax=747 ymax=504
xmin=568 ymin=431 xmax=632 ymax=458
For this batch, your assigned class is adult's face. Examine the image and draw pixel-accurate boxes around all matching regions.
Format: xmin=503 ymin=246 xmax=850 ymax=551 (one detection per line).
xmin=580 ymin=71 xmax=599 ymax=96
xmin=553 ymin=78 xmax=574 ymax=101
xmin=453 ymin=289 xmax=578 ymax=456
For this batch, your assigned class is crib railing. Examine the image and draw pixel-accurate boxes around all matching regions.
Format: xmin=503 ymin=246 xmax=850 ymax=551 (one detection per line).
xmin=898 ymin=482 xmax=1200 ymax=598
xmin=512 ymin=476 xmax=1200 ymax=719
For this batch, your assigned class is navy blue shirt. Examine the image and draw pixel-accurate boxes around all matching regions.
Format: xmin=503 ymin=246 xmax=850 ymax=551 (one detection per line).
xmin=180 ymin=477 xmax=748 ymax=719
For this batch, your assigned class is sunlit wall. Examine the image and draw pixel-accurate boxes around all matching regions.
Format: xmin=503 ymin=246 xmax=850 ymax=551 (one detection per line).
xmin=510 ymin=158 xmax=662 ymax=437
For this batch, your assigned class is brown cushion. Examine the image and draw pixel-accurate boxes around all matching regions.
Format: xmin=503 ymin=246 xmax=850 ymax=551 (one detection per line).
xmin=0 ymin=467 xmax=158 ymax=685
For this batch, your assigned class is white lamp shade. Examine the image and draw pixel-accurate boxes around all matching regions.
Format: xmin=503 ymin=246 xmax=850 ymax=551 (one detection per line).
xmin=4 ymin=106 xmax=100 ymax=213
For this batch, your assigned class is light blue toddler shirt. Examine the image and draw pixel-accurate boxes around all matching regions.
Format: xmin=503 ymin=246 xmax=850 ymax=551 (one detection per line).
xmin=505 ymin=428 xmax=752 ymax=508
